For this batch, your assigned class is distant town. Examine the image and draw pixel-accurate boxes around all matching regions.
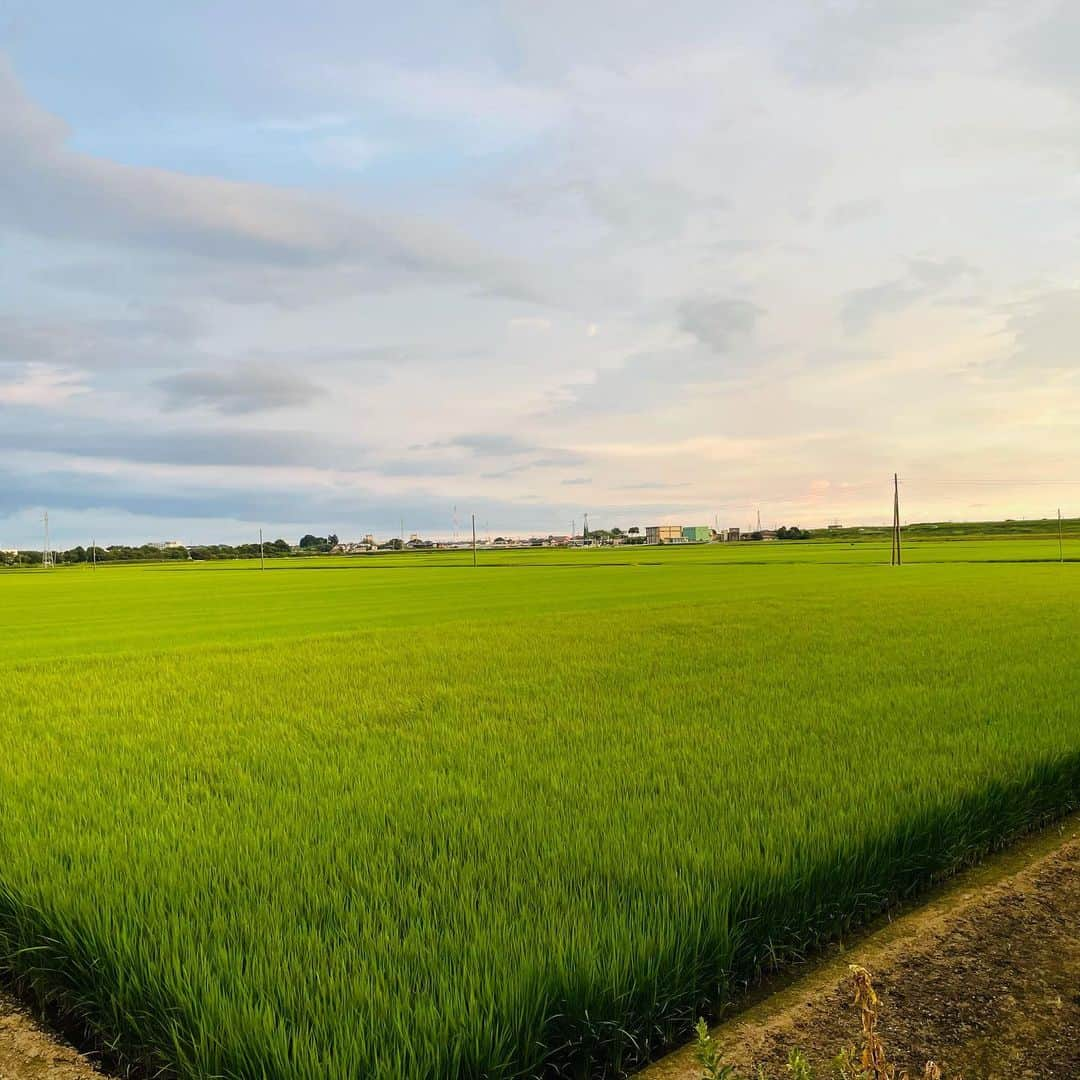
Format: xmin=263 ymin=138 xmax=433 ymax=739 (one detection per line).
xmin=5 ymin=515 xmax=1073 ymax=567
xmin=0 ymin=522 xmax=817 ymax=565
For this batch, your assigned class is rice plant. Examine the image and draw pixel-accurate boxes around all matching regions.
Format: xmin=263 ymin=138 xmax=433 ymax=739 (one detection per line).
xmin=0 ymin=552 xmax=1076 ymax=1077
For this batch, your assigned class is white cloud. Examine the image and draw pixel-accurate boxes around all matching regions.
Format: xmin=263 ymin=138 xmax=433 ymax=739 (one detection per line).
xmin=0 ymin=366 xmax=89 ymax=407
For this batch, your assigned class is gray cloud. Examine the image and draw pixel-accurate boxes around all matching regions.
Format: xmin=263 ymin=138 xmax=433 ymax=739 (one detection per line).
xmin=0 ymin=466 xmax=458 ymax=531
xmin=0 ymin=462 xmax=694 ymax=543
xmin=374 ymin=458 xmax=466 ymax=478
xmin=440 ymin=433 xmax=537 ymax=455
xmin=0 ymin=308 xmax=202 ymax=371
xmin=0 ymin=58 xmax=541 ymax=302
xmin=841 ymin=257 xmax=977 ymax=332
xmin=825 ymin=199 xmax=883 ymax=228
xmin=678 ymin=296 xmax=760 ymax=352
xmin=558 ymin=344 xmax=740 ymax=415
xmin=0 ymin=406 xmax=355 ymax=468
xmin=156 ymin=366 xmax=325 ymax=414
xmin=424 ymin=433 xmax=586 ymax=467
xmin=1003 ymin=290 xmax=1080 ymax=371
xmin=1010 ymin=3 xmax=1080 ymax=95
xmin=785 ymin=1 xmax=993 ymax=85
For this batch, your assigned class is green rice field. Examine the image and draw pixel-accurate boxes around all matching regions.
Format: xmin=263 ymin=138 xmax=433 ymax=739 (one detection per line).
xmin=1 ymin=540 xmax=1078 ymax=1077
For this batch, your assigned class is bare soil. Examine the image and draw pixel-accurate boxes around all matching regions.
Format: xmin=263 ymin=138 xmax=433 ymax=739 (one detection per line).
xmin=642 ymin=814 xmax=1080 ymax=1080
xmin=0 ymin=997 xmax=98 ymax=1080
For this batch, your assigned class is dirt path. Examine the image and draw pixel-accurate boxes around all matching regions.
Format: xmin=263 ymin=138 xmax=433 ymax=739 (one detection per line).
xmin=0 ymin=996 xmax=98 ymax=1080
xmin=642 ymin=815 xmax=1080 ymax=1080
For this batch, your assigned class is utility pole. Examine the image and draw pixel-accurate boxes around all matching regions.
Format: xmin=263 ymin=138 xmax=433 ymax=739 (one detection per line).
xmin=471 ymin=513 xmax=477 ymax=568
xmin=1058 ymin=508 xmax=1064 ymax=564
xmin=42 ymin=511 xmax=52 ymax=569
xmin=259 ymin=528 xmax=265 ymax=570
xmin=890 ymin=497 xmax=897 ymax=566
xmin=891 ymin=473 xmax=902 ymax=566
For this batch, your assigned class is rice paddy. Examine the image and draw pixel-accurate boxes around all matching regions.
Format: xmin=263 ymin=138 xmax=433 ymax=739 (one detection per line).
xmin=0 ymin=542 xmax=1078 ymax=1078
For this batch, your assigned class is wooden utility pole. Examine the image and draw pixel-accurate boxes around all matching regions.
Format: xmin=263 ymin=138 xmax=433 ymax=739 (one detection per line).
xmin=891 ymin=473 xmax=902 ymax=566
xmin=471 ymin=514 xmax=477 ymax=568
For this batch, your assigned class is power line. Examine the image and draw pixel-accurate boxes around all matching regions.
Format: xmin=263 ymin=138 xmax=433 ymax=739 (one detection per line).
xmin=902 ymin=478 xmax=1080 ymax=486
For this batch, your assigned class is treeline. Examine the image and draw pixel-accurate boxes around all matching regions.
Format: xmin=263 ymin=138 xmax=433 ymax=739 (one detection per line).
xmin=2 ymin=539 xmax=295 ymax=567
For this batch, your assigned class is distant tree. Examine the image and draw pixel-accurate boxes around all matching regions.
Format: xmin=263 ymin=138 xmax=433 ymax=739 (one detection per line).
xmin=628 ymin=526 xmax=640 ymax=535
xmin=610 ymin=527 xmax=623 ymax=536
xmin=299 ymin=534 xmax=327 ymax=549
xmin=777 ymin=525 xmax=810 ymax=540
xmin=327 ymin=533 xmax=339 ymax=547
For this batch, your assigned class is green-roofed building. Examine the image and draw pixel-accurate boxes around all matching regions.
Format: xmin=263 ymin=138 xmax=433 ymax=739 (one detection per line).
xmin=681 ymin=525 xmax=711 ymax=542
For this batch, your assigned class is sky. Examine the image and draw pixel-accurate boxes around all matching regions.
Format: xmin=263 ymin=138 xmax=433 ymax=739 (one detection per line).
xmin=2 ymin=1 xmax=1079 ymax=546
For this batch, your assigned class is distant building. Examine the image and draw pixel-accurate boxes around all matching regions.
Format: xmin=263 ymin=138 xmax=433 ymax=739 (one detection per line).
xmin=332 ymin=541 xmax=377 ymax=554
xmin=681 ymin=525 xmax=711 ymax=543
xmin=725 ymin=528 xmax=740 ymax=543
xmin=646 ymin=525 xmax=685 ymax=544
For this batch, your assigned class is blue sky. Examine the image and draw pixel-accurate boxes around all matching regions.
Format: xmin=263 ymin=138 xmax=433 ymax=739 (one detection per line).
xmin=2 ymin=1 xmax=1080 ymax=546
